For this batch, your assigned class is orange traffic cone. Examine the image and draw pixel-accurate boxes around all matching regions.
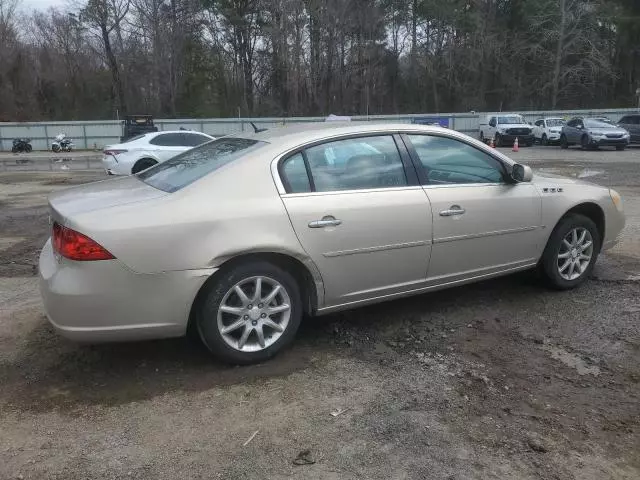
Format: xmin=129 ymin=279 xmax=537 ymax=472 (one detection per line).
xmin=489 ymin=137 xmax=495 ymax=148
xmin=512 ymin=137 xmax=519 ymax=152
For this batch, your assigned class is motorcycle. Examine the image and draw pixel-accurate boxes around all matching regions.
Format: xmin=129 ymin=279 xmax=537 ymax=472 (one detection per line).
xmin=11 ymin=138 xmax=32 ymax=153
xmin=52 ymin=134 xmax=74 ymax=153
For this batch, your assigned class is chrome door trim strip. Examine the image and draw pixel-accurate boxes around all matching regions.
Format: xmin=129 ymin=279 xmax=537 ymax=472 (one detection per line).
xmin=323 ymin=240 xmax=430 ymax=258
xmin=433 ymin=225 xmax=539 ymax=244
xmin=281 ymin=185 xmax=424 ymax=198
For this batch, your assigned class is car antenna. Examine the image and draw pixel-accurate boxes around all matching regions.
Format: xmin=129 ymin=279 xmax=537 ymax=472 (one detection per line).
xmin=250 ymin=122 xmax=268 ymax=133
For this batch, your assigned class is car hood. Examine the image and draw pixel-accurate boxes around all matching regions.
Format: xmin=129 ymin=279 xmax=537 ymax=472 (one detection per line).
xmin=531 ymin=171 xmax=598 ymax=187
xmin=48 ymin=176 xmax=167 ymax=223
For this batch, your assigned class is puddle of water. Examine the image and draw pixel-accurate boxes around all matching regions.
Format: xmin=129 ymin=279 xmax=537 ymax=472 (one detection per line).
xmin=542 ymin=344 xmax=600 ymax=376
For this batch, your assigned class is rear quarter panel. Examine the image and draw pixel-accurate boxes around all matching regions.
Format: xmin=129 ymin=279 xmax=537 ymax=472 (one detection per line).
xmin=68 ymin=145 xmax=309 ymax=275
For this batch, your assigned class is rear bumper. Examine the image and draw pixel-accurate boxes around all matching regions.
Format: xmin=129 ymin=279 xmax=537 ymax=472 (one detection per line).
xmin=39 ymin=240 xmax=214 ymax=342
xmin=101 ymin=155 xmax=130 ymax=176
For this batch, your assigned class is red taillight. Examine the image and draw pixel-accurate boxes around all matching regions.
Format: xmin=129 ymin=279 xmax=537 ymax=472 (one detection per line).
xmin=103 ymin=149 xmax=127 ymax=156
xmin=52 ymin=222 xmax=115 ymax=261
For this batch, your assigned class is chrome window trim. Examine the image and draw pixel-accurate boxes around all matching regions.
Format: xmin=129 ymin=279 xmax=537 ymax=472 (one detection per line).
xmin=281 ymin=185 xmax=424 ymax=198
xmin=270 ymin=127 xmax=516 ymax=196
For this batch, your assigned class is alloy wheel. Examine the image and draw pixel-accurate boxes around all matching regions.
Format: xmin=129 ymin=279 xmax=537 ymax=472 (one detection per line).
xmin=556 ymin=227 xmax=593 ymax=281
xmin=216 ymin=276 xmax=291 ymax=352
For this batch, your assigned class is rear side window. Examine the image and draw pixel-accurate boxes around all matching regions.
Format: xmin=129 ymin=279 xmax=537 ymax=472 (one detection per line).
xmin=281 ymin=153 xmax=311 ymax=193
xmin=149 ymin=133 xmax=184 ymax=146
xmin=303 ymin=135 xmax=407 ymax=192
xmin=620 ymin=116 xmax=638 ymax=125
xmin=182 ymin=133 xmax=212 ymax=147
xmin=138 ymin=138 xmax=266 ymax=192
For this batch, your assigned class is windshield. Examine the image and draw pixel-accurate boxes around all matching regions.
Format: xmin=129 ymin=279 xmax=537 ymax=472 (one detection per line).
xmin=546 ymin=119 xmax=565 ymax=127
xmin=138 ymin=137 xmax=266 ymax=192
xmin=498 ymin=115 xmax=525 ymax=124
xmin=584 ymin=119 xmax=616 ymax=129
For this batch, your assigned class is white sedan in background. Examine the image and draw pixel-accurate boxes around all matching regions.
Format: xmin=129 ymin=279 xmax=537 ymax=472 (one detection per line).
xmin=102 ymin=130 xmax=215 ymax=175
xmin=533 ymin=117 xmax=566 ymax=145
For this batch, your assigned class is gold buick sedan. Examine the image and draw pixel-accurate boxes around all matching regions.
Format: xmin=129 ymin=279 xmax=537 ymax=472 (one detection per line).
xmin=39 ymin=123 xmax=625 ymax=363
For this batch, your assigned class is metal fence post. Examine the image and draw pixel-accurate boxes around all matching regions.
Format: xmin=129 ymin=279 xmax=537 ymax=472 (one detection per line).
xmin=83 ymin=124 xmax=88 ymax=150
xmin=44 ymin=124 xmax=49 ymax=152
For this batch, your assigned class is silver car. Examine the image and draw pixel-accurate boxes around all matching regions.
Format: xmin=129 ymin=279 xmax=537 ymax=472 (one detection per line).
xmin=39 ymin=123 xmax=625 ymax=364
xmin=560 ymin=117 xmax=631 ymax=150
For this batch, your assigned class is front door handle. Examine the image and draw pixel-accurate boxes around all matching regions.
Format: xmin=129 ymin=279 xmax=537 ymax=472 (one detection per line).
xmin=308 ymin=216 xmax=342 ymax=228
xmin=439 ymin=205 xmax=466 ymax=217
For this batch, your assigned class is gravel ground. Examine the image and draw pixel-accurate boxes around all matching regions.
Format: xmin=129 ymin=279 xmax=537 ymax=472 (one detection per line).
xmin=0 ymin=148 xmax=639 ymax=479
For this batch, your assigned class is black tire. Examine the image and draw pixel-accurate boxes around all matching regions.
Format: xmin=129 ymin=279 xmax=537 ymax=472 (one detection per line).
xmin=541 ymin=134 xmax=548 ymax=146
xmin=526 ymin=141 xmax=533 ymax=147
xmin=131 ymin=158 xmax=157 ymax=174
xmin=495 ymin=134 xmax=503 ymax=148
xmin=52 ymin=144 xmax=61 ymax=153
xmin=25 ymin=144 xmax=32 ymax=153
xmin=539 ymin=214 xmax=601 ymax=290
xmin=196 ymin=261 xmax=303 ymax=364
xmin=616 ymin=145 xmax=626 ymax=151
xmin=560 ymin=134 xmax=569 ymax=149
xmin=479 ymin=131 xmax=485 ymax=143
xmin=11 ymin=145 xmax=18 ymax=153
xmin=581 ymin=135 xmax=592 ymax=150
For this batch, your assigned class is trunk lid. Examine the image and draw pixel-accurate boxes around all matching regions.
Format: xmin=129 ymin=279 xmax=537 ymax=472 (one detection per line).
xmin=48 ymin=176 xmax=167 ymax=225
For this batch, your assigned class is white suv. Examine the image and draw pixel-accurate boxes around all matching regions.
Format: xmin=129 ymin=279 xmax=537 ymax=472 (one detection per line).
xmin=479 ymin=114 xmax=534 ymax=147
xmin=102 ymin=130 xmax=215 ymax=175
xmin=533 ymin=117 xmax=566 ymax=145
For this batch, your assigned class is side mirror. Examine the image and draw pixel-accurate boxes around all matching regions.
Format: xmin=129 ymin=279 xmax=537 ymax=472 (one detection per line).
xmin=512 ymin=164 xmax=533 ymax=183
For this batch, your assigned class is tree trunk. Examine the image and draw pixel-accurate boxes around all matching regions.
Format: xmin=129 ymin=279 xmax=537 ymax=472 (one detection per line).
xmin=551 ymin=0 xmax=566 ymax=109
xmin=100 ymin=23 xmax=126 ymax=115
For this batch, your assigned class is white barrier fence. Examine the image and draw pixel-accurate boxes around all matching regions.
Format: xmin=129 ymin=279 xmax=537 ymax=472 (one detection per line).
xmin=1 ymin=108 xmax=638 ymax=151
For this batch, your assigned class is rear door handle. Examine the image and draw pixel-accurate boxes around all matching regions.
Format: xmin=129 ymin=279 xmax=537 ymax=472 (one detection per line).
xmin=309 ymin=216 xmax=342 ymax=228
xmin=439 ymin=205 xmax=466 ymax=217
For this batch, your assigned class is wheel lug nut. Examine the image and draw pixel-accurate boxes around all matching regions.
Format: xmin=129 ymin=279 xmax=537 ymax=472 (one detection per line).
xmin=261 ymin=313 xmax=266 ymax=318
xmin=258 ymin=303 xmax=263 ymax=308
xmin=244 ymin=315 xmax=249 ymax=320
xmin=247 ymin=304 xmax=252 ymax=309
xmin=251 ymin=320 xmax=257 ymax=326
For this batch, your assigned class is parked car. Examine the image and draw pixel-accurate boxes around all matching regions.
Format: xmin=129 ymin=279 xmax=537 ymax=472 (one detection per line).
xmin=560 ymin=117 xmax=630 ymax=150
xmin=533 ymin=117 xmax=566 ymax=145
xmin=102 ymin=130 xmax=215 ymax=175
xmin=617 ymin=114 xmax=640 ymax=144
xmin=479 ymin=114 xmax=534 ymax=147
xmin=40 ymin=123 xmax=625 ymax=364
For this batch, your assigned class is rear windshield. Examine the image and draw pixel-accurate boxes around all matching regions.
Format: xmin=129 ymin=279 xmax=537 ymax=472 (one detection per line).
xmin=138 ymin=137 xmax=266 ymax=192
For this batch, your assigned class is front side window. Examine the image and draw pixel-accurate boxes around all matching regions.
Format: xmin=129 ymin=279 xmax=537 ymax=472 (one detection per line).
xmin=567 ymin=119 xmax=578 ymax=127
xmin=407 ymin=135 xmax=505 ymax=185
xmin=303 ymin=136 xmax=407 ymax=192
xmin=535 ymin=120 xmax=543 ymax=127
xmin=139 ymin=137 xmax=266 ymax=192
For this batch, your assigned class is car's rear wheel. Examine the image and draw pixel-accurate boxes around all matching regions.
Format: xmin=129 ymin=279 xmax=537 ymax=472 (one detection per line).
xmin=131 ymin=158 xmax=157 ymax=174
xmin=616 ymin=145 xmax=626 ymax=151
xmin=541 ymin=134 xmax=548 ymax=146
xmin=495 ymin=134 xmax=503 ymax=147
xmin=560 ymin=134 xmax=568 ymax=149
xmin=479 ymin=131 xmax=485 ymax=143
xmin=539 ymin=214 xmax=600 ymax=290
xmin=196 ymin=261 xmax=303 ymax=364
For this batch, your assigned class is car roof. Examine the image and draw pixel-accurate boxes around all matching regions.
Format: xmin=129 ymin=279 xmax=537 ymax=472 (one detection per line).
xmin=234 ymin=122 xmax=450 ymax=145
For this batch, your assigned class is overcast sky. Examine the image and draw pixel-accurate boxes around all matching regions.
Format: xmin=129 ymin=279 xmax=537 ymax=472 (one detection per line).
xmin=20 ymin=0 xmax=70 ymax=12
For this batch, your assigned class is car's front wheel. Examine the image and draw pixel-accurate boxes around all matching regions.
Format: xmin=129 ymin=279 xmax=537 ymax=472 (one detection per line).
xmin=616 ymin=145 xmax=626 ymax=151
xmin=560 ymin=134 xmax=569 ymax=149
xmin=541 ymin=134 xmax=548 ymax=146
xmin=196 ymin=261 xmax=303 ymax=364
xmin=539 ymin=214 xmax=600 ymax=290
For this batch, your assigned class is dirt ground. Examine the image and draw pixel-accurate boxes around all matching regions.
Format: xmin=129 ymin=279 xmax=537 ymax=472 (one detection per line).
xmin=0 ymin=149 xmax=639 ymax=479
